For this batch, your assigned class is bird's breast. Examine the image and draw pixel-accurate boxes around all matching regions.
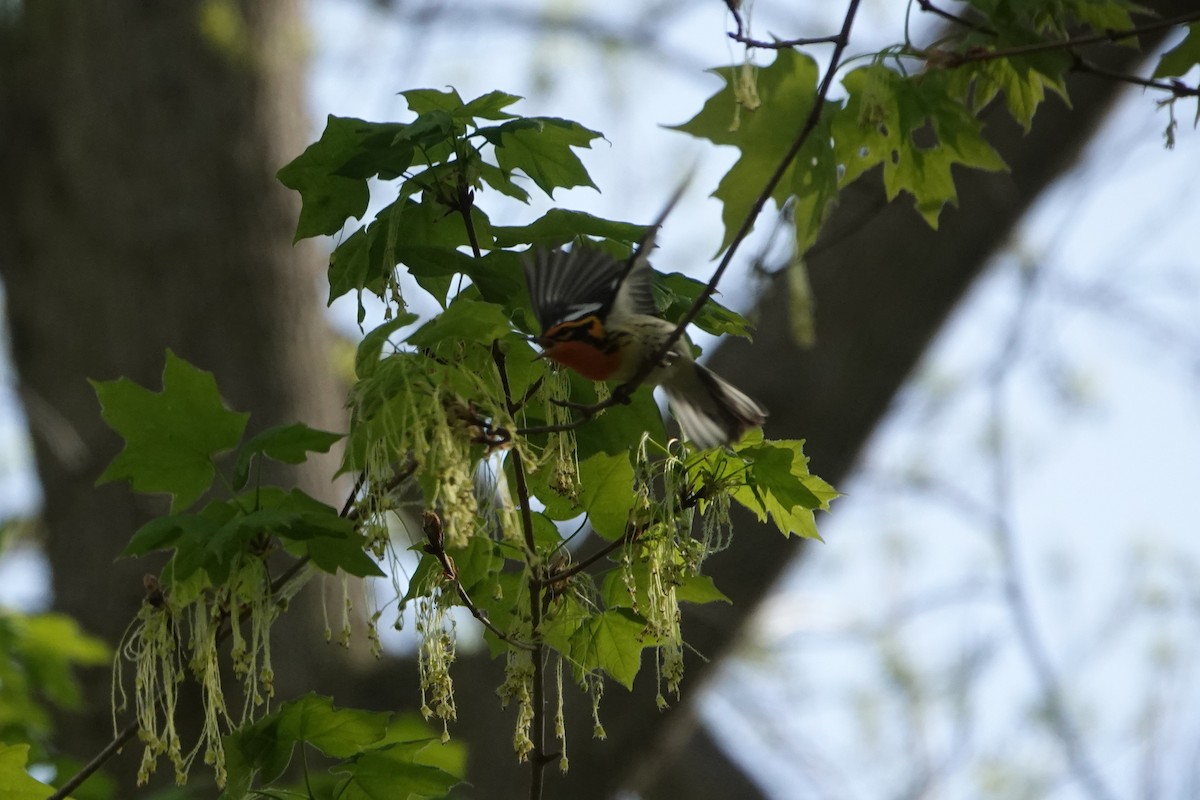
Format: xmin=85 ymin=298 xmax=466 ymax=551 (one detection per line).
xmin=542 ymin=340 xmax=624 ymax=381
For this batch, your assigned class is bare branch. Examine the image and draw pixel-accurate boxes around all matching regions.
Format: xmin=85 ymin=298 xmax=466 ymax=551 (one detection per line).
xmin=728 ymin=31 xmax=843 ymax=50
xmin=491 ymin=341 xmax=550 ymax=800
xmin=928 ymin=10 xmax=1200 ymax=68
xmin=916 ymin=0 xmax=996 ymax=35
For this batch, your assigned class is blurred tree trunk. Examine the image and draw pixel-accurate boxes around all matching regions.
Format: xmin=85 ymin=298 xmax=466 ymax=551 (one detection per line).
xmin=0 ymin=0 xmax=346 ymax=791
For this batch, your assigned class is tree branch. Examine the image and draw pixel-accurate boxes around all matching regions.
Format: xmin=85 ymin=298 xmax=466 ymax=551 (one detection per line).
xmin=491 ymin=341 xmax=550 ymax=800
xmin=1071 ymin=54 xmax=1200 ymax=97
xmin=916 ymin=0 xmax=995 ymax=35
xmin=929 ymin=10 xmax=1200 ymax=67
xmin=631 ymin=0 xmax=864 ymax=396
xmin=727 ymin=32 xmax=843 ymax=50
xmin=515 ymin=0 xmax=864 ymax=441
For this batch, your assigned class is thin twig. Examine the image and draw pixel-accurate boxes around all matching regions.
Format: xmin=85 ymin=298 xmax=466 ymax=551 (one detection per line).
xmin=728 ymin=32 xmax=843 ymax=50
xmin=491 ymin=342 xmax=549 ymax=800
xmin=421 ymin=511 xmax=536 ymax=650
xmin=916 ymin=0 xmax=995 ymax=35
xmin=1072 ymin=55 xmax=1200 ymax=97
xmin=455 ymin=173 xmax=484 ymax=260
xmin=534 ymin=482 xmax=711 ymax=587
xmin=930 ymin=10 xmax=1200 ymax=68
xmin=537 ymin=526 xmax=642 ymax=588
xmin=49 ymin=722 xmax=140 ymax=800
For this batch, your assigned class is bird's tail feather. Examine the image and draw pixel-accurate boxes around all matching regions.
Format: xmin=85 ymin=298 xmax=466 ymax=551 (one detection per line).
xmin=663 ymin=362 xmax=767 ymax=449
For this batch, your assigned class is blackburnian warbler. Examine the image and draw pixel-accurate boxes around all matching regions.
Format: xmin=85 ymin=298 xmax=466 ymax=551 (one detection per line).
xmin=523 ymin=243 xmax=767 ymax=448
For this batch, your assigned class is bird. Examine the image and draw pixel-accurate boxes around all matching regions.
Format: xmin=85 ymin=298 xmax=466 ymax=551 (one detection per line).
xmin=522 ymin=236 xmax=768 ymax=449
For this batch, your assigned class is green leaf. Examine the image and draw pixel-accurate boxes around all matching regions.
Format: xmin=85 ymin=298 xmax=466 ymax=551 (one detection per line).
xmin=94 ymin=350 xmax=248 ymax=511
xmin=1155 ymin=22 xmax=1200 ymax=78
xmin=732 ymin=439 xmax=836 ymax=538
xmin=4 ymin=612 xmax=108 ymax=717
xmin=328 ymin=227 xmax=377 ymax=305
xmin=569 ymin=608 xmax=650 ymax=689
xmin=790 ymin=105 xmax=840 ymax=255
xmin=129 ymin=490 xmax=381 ymax=580
xmin=277 ymin=115 xmax=380 ymax=241
xmin=541 ymin=594 xmax=591 ymax=657
xmin=305 ymin=535 xmax=385 ymax=578
xmin=576 ymin=451 xmax=635 ymax=540
xmin=252 ymin=489 xmax=383 ymax=578
xmin=356 ymin=314 xmax=421 ymax=378
xmin=492 ymin=209 xmax=646 ymax=249
xmin=461 ymin=89 xmax=523 ymax=121
xmin=378 ymin=714 xmax=467 ymax=778
xmin=833 ymin=65 xmax=1008 ymax=227
xmin=675 ymin=574 xmax=731 ymax=605
xmin=451 ymin=537 xmax=504 ymax=598
xmin=226 ymin=693 xmax=392 ymax=791
xmin=476 ymin=571 xmax=527 ymax=656
xmin=482 ymin=117 xmax=602 ymax=197
xmin=951 ymin=46 xmax=1070 ymax=131
xmin=741 ymin=444 xmax=821 ymax=509
xmin=652 ymin=272 xmax=752 ymax=339
xmin=233 ymin=423 xmax=344 ymax=490
xmin=407 ymin=297 xmax=511 ymax=349
xmin=478 ymin=160 xmax=532 ymax=203
xmin=123 ymin=511 xmax=221 ymax=558
xmin=333 ymin=741 xmax=462 ymax=800
xmin=464 ymin=251 xmax=529 ymax=312
xmin=524 ymin=460 xmax=584 ymax=522
xmin=0 ymin=744 xmax=55 ymax=800
xmin=402 ymin=87 xmax=469 ymax=116
xmin=402 ymin=554 xmax=444 ymax=604
xmin=328 ymin=197 xmax=494 ymax=306
xmin=275 ymin=694 xmax=391 ymax=758
xmin=570 ymin=381 xmax=668 ymax=459
xmin=672 ymin=52 xmax=828 ymax=252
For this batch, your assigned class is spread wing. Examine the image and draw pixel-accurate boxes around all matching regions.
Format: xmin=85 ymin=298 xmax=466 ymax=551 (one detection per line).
xmin=523 ymin=245 xmax=655 ymax=331
xmin=523 ymin=180 xmax=688 ymax=331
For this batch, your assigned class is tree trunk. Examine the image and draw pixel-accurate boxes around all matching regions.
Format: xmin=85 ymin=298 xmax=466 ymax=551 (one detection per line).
xmin=0 ymin=1 xmax=346 ymax=790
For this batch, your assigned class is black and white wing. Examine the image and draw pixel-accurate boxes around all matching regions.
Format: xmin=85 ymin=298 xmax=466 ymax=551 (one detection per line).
xmin=523 ymin=245 xmax=650 ymax=330
xmin=523 ymin=178 xmax=688 ymax=331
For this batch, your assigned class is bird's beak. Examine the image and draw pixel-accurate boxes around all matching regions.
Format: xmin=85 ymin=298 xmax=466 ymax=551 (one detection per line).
xmin=528 ymin=335 xmax=551 ymax=361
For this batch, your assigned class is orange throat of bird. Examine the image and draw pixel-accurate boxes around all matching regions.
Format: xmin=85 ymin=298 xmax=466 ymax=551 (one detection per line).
xmin=541 ymin=340 xmax=622 ymax=382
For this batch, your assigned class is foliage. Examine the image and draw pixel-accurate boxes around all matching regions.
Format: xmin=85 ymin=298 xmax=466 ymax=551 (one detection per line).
xmin=16 ymin=2 xmax=1200 ymax=799
xmin=222 ymin=693 xmax=464 ymax=799
xmin=0 ymin=609 xmax=109 ymax=798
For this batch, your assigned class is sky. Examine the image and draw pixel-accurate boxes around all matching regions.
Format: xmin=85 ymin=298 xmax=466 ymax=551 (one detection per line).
xmin=3 ymin=1 xmax=1199 ymax=797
